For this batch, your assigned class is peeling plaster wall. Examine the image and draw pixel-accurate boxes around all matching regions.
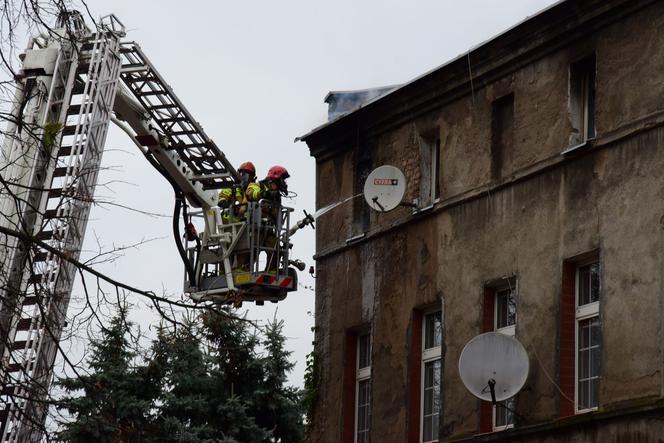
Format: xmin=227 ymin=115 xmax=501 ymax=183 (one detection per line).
xmin=307 ymin=0 xmax=664 ymax=441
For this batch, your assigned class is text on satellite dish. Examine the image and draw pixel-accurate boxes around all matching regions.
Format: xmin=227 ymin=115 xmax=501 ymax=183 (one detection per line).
xmin=373 ymin=178 xmax=399 ymax=186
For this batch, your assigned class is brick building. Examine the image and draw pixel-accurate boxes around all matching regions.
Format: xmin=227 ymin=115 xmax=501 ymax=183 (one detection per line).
xmin=300 ymin=0 xmax=664 ymax=441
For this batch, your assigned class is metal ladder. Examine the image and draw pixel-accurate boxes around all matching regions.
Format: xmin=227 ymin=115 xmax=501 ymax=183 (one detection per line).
xmin=0 ymin=16 xmax=125 ymax=442
xmin=118 ymin=42 xmax=238 ymax=191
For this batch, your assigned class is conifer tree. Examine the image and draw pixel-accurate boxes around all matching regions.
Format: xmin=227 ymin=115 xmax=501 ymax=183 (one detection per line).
xmin=149 ymin=321 xmax=214 ymax=442
xmin=56 ymin=308 xmax=157 ymax=442
xmin=255 ymin=318 xmax=304 ymax=442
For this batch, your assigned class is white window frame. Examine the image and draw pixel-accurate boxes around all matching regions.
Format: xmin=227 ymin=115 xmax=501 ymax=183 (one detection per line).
xmin=574 ymin=259 xmax=600 ymax=414
xmin=355 ymin=334 xmax=371 ymax=443
xmin=492 ymin=281 xmax=517 ymax=431
xmin=565 ymin=54 xmax=596 ymax=153
xmin=421 ymin=309 xmax=442 ymax=443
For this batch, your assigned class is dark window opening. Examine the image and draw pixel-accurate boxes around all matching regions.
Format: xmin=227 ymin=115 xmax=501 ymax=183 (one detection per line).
xmin=491 ymin=93 xmax=514 ymax=180
xmin=569 ymin=54 xmax=596 ymax=147
xmin=419 ymin=132 xmax=441 ymax=207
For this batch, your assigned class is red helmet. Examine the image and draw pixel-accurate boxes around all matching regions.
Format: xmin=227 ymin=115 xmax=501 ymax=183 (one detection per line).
xmin=267 ymin=165 xmax=290 ymax=181
xmin=238 ymin=161 xmax=256 ymax=176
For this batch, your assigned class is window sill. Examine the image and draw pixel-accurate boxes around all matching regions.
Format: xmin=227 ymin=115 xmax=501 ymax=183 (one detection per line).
xmin=575 ymin=406 xmax=598 ymax=415
xmin=413 ymin=200 xmax=437 ymax=215
xmin=345 ymin=233 xmax=366 ymax=244
xmin=561 ymin=136 xmax=596 ymax=155
xmin=492 ymin=424 xmax=515 ymax=432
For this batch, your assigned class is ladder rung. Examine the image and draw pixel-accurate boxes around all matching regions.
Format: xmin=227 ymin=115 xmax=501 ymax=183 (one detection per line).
xmin=6 ymin=363 xmax=21 ymax=373
xmin=72 ymin=81 xmax=85 ymax=94
xmin=122 ymin=63 xmax=147 ymax=71
xmin=67 ymin=104 xmax=82 ymax=115
xmin=146 ymin=104 xmax=176 ymax=110
xmin=124 ymin=75 xmax=155 ymax=84
xmin=137 ymin=90 xmax=166 ymax=97
xmin=22 ymin=297 xmax=38 ymax=306
xmin=157 ymin=117 xmax=187 ymax=123
xmin=11 ymin=340 xmax=32 ymax=352
xmin=168 ymin=130 xmax=197 ymax=136
xmin=33 ymin=251 xmax=48 ymax=262
xmin=16 ymin=318 xmax=35 ymax=331
xmin=1 ymin=384 xmax=16 ymax=395
xmin=48 ymin=189 xmax=62 ymax=199
xmin=44 ymin=209 xmax=59 ymax=219
xmin=53 ymin=167 xmax=68 ymax=178
xmin=62 ymin=126 xmax=77 ymax=136
xmin=27 ymin=274 xmax=43 ymax=284
xmin=35 ymin=231 xmax=52 ymax=241
xmin=171 ymin=142 xmax=209 ymax=149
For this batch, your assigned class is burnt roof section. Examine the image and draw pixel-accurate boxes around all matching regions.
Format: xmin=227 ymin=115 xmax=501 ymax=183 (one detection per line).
xmin=299 ymin=0 xmax=650 ymax=159
xmin=325 ymin=86 xmax=399 ymax=122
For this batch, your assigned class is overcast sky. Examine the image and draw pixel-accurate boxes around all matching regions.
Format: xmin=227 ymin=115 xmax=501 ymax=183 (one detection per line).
xmin=56 ymin=0 xmax=560 ymax=386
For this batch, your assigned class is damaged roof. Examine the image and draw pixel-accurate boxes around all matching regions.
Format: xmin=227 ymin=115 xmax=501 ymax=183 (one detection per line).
xmin=297 ymin=0 xmax=580 ymax=145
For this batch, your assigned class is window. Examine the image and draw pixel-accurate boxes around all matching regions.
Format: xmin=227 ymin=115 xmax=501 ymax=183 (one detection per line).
xmin=493 ymin=285 xmax=517 ymax=430
xmin=421 ymin=311 xmax=442 ymax=442
xmin=491 ymin=93 xmax=514 ymax=180
xmin=356 ymin=334 xmax=371 ymax=443
xmin=569 ymin=54 xmax=596 ymax=148
xmin=419 ymin=132 xmax=441 ymax=207
xmin=576 ymin=261 xmax=600 ymax=412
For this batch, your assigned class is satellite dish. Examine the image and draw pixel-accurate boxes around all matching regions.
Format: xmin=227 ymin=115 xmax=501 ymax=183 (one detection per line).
xmin=458 ymin=332 xmax=529 ymax=402
xmin=363 ymin=165 xmax=406 ymax=212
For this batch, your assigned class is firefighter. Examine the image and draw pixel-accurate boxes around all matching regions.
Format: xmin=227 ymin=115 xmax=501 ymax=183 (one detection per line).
xmin=218 ymin=162 xmax=256 ymax=272
xmin=246 ymin=166 xmax=290 ymax=272
xmin=218 ymin=161 xmax=256 ymax=221
xmin=246 ymin=165 xmax=290 ymax=204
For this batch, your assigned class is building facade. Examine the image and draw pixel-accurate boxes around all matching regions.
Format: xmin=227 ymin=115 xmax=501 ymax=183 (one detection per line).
xmin=300 ymin=0 xmax=664 ymax=441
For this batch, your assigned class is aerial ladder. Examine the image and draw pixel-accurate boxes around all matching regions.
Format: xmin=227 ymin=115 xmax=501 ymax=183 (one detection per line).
xmin=0 ymin=11 xmax=311 ymax=442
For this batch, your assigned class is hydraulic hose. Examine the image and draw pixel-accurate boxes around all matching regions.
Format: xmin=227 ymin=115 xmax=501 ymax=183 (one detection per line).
xmin=173 ymin=193 xmax=197 ymax=286
xmin=111 ymin=116 xmax=201 ymax=288
xmin=140 ymin=149 xmax=198 ymax=287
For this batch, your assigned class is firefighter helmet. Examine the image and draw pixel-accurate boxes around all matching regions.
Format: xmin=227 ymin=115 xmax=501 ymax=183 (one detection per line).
xmin=238 ymin=161 xmax=256 ymax=176
xmin=267 ymin=165 xmax=290 ymax=181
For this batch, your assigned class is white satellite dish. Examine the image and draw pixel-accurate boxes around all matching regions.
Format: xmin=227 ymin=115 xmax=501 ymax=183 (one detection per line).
xmin=458 ymin=332 xmax=529 ymax=402
xmin=363 ymin=165 xmax=406 ymax=212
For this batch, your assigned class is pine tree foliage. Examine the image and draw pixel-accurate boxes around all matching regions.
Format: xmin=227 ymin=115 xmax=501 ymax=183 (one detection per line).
xmin=55 ymin=308 xmax=156 ymax=442
xmin=56 ymin=307 xmax=304 ymax=443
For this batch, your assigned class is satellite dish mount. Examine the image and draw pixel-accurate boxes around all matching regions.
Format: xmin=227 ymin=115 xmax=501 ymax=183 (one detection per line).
xmin=363 ymin=165 xmax=414 ymax=212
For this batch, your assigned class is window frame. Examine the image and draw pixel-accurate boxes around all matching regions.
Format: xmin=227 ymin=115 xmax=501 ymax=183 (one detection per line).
xmin=420 ymin=309 xmax=442 ymax=443
xmin=355 ymin=333 xmax=371 ymax=443
xmin=566 ymin=53 xmax=597 ymax=152
xmin=418 ymin=132 xmax=441 ymax=209
xmin=574 ymin=259 xmax=600 ymax=414
xmin=491 ymin=280 xmax=517 ymax=431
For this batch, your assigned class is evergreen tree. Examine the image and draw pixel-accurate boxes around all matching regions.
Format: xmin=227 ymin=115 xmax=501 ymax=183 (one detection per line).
xmin=56 ymin=308 xmax=157 ymax=443
xmin=201 ymin=309 xmax=268 ymax=442
xmin=149 ymin=321 xmax=214 ymax=442
xmin=56 ymin=308 xmax=304 ymax=443
xmin=254 ymin=318 xmax=304 ymax=442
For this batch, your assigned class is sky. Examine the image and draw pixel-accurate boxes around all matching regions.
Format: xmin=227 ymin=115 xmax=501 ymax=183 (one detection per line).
xmin=55 ymin=0 xmax=560 ymax=387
